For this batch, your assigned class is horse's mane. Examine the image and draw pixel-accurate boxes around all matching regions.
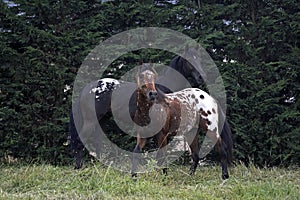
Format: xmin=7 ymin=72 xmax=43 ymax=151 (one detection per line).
xmin=156 ymin=87 xmax=173 ymax=107
xmin=169 ymin=56 xmax=184 ymax=74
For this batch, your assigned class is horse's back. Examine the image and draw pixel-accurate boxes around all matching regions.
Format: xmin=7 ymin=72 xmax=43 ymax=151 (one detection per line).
xmin=166 ymin=88 xmax=219 ymax=136
xmin=166 ymin=88 xmax=217 ymax=111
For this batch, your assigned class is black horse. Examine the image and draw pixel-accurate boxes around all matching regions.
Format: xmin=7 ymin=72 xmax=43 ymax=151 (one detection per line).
xmin=69 ymin=54 xmax=232 ymax=171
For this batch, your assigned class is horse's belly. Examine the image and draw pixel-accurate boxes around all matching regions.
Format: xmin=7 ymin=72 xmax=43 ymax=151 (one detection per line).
xmin=174 ymin=103 xmax=198 ymax=135
xmin=168 ymin=115 xmax=180 ymax=134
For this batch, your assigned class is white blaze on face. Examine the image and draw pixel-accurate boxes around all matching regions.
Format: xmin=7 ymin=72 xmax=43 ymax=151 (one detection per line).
xmin=140 ymin=70 xmax=156 ymax=85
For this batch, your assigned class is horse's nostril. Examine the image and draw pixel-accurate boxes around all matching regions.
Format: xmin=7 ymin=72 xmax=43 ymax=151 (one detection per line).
xmin=148 ymin=91 xmax=158 ymax=100
xmin=151 ymin=91 xmax=158 ymax=97
xmin=149 ymin=91 xmax=155 ymax=95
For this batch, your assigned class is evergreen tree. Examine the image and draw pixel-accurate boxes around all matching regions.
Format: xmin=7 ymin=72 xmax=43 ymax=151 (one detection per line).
xmin=0 ymin=0 xmax=299 ymax=166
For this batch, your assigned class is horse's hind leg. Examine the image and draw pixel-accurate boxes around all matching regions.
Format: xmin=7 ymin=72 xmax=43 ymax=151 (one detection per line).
xmin=70 ymin=135 xmax=85 ymax=170
xmin=188 ymin=134 xmax=200 ymax=175
xmin=74 ymin=148 xmax=84 ymax=169
xmin=156 ymin=149 xmax=168 ymax=175
xmin=216 ymin=138 xmax=229 ymax=179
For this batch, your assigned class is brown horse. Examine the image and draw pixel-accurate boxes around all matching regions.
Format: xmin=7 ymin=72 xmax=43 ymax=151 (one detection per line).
xmin=132 ymin=66 xmax=232 ymax=179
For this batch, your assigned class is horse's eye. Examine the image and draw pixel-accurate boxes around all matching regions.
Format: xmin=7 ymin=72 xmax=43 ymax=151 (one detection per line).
xmin=143 ymin=86 xmax=149 ymax=91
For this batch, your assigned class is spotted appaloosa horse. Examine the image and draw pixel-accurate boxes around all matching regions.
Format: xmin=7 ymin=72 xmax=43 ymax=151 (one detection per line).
xmin=132 ymin=68 xmax=233 ymax=179
xmin=70 ymin=49 xmax=231 ymax=170
xmin=69 ymin=55 xmax=206 ymax=169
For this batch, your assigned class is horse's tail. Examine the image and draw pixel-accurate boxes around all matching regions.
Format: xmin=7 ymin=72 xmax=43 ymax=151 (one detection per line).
xmin=221 ymin=119 xmax=233 ymax=165
xmin=219 ymin=107 xmax=233 ymax=165
xmin=69 ymin=97 xmax=84 ymax=155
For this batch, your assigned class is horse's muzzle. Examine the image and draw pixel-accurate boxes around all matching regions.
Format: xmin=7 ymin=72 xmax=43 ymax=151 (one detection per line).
xmin=191 ymin=71 xmax=205 ymax=85
xmin=147 ymin=90 xmax=158 ymax=101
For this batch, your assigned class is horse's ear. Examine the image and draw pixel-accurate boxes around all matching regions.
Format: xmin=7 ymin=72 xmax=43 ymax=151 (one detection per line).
xmin=136 ymin=65 xmax=141 ymax=86
xmin=150 ymin=63 xmax=158 ymax=77
xmin=138 ymin=60 xmax=143 ymax=66
xmin=136 ymin=75 xmax=140 ymax=86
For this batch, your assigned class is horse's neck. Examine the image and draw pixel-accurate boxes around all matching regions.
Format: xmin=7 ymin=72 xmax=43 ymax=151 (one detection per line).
xmin=174 ymin=56 xmax=184 ymax=73
xmin=135 ymin=90 xmax=153 ymax=126
xmin=136 ymin=90 xmax=152 ymax=114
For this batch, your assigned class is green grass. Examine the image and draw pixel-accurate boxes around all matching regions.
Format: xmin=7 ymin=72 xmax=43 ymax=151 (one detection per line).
xmin=0 ymin=162 xmax=299 ymax=200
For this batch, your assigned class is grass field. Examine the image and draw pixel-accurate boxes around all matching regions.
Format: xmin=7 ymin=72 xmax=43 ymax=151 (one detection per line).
xmin=0 ymin=162 xmax=299 ymax=200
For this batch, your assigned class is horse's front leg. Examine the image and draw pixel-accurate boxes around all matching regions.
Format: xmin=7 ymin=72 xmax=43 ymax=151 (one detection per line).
xmin=188 ymin=133 xmax=200 ymax=175
xmin=155 ymin=132 xmax=168 ymax=175
xmin=131 ymin=137 xmax=146 ymax=177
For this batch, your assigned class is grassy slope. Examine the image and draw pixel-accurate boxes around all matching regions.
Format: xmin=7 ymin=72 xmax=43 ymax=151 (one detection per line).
xmin=0 ymin=163 xmax=299 ymax=200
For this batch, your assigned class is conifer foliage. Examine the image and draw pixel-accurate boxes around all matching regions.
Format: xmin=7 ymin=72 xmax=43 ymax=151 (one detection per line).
xmin=0 ymin=0 xmax=299 ymax=166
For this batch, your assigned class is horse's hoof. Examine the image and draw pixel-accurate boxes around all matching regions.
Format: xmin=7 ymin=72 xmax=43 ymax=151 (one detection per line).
xmin=162 ymin=168 xmax=168 ymax=175
xmin=189 ymin=168 xmax=195 ymax=176
xmin=222 ymin=173 xmax=229 ymax=180
xmin=131 ymin=173 xmax=138 ymax=182
xmin=74 ymin=164 xmax=82 ymax=170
